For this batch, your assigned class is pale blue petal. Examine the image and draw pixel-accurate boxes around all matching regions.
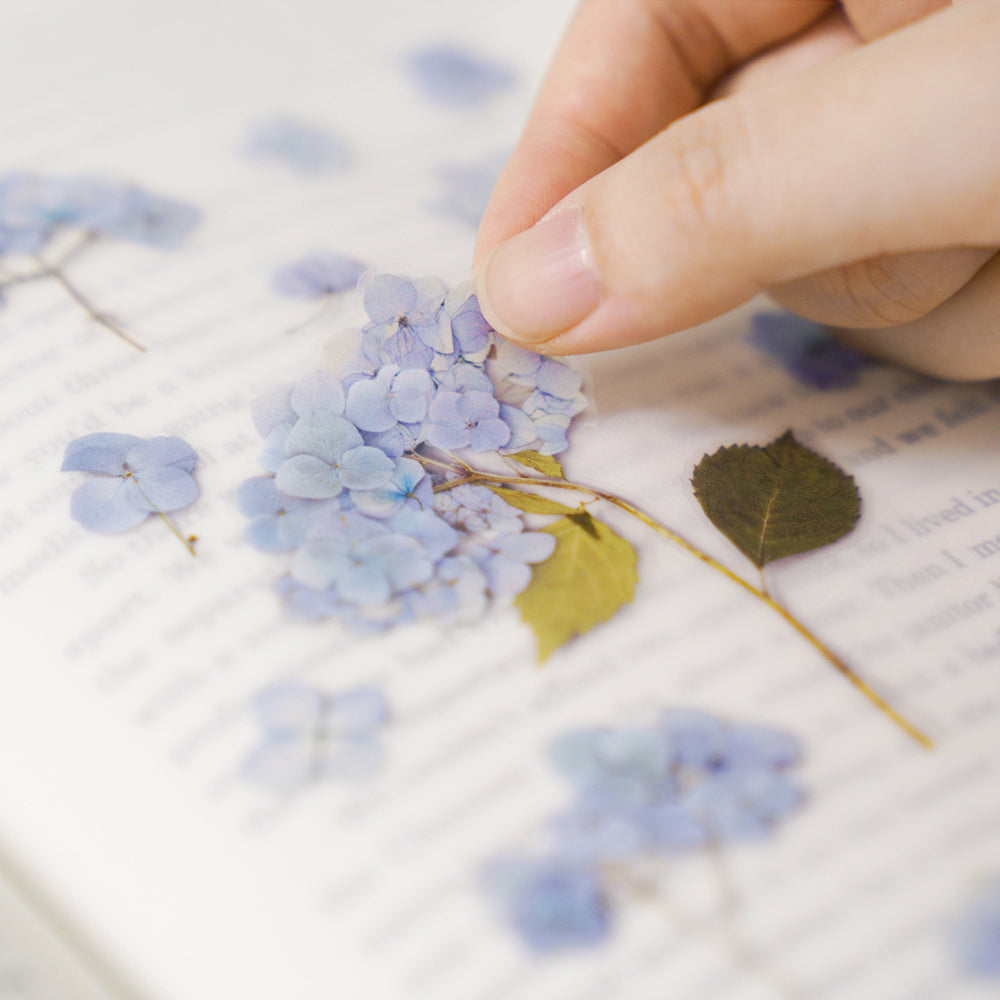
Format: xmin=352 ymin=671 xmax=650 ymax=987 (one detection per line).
xmin=283 ymin=412 xmax=361 ymax=464
xmin=291 ymin=536 xmax=352 ymax=589
xmin=362 ymin=272 xmax=416 ymax=324
xmin=70 ymin=478 xmax=148 ymax=533
xmin=254 ymin=682 xmax=324 ymax=736
xmin=290 ymin=371 xmax=345 ymax=418
xmin=276 ymin=454 xmax=344 ymax=499
xmin=243 ymin=738 xmax=316 ymax=791
xmin=338 ymin=446 xmax=394 ymax=490
xmin=127 ymin=466 xmax=197 ymax=512
xmin=345 ymin=372 xmax=395 ymax=432
xmin=250 ymin=384 xmax=295 ymax=437
xmin=61 ymin=432 xmax=138 ymax=473
xmin=125 ymin=436 xmax=197 ymax=473
xmin=388 ymin=368 xmax=434 ymax=423
xmin=497 ymin=531 xmax=557 ymax=564
xmin=235 ymin=476 xmax=283 ymax=517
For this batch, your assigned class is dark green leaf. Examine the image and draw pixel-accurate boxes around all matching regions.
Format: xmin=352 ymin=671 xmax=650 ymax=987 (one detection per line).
xmin=510 ymin=450 xmax=565 ymax=478
xmin=487 ymin=485 xmax=579 ymax=516
xmin=515 ymin=512 xmax=637 ymax=660
xmin=691 ymin=430 xmax=860 ymax=568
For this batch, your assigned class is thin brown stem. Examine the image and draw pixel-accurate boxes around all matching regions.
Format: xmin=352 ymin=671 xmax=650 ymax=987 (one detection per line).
xmin=421 ymin=458 xmax=932 ymax=748
xmin=33 ymin=255 xmax=145 ymax=352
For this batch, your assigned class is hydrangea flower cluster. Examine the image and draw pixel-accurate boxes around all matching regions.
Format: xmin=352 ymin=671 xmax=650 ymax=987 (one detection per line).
xmin=239 ymin=272 xmax=587 ymax=633
xmin=243 ymin=681 xmax=389 ymax=791
xmin=483 ymin=710 xmax=804 ymax=952
xmin=0 ymin=173 xmax=200 ymax=256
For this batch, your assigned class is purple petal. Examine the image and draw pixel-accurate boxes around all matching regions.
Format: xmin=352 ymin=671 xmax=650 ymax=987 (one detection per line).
xmin=61 ymin=432 xmax=140 ymax=473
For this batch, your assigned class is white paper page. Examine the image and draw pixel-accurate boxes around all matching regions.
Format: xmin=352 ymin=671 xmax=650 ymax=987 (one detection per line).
xmin=0 ymin=3 xmax=999 ymax=1000
xmin=0 ymin=869 xmax=119 ymax=1000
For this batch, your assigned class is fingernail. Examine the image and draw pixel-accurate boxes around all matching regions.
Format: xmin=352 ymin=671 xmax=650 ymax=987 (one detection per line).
xmin=477 ymin=206 xmax=600 ymax=344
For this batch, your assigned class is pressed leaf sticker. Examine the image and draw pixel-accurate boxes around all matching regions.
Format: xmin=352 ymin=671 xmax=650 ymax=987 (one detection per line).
xmin=515 ymin=511 xmax=637 ymax=660
xmin=691 ymin=430 xmax=860 ymax=568
xmin=487 ymin=485 xmax=579 ymax=517
xmin=510 ymin=450 xmax=565 ymax=479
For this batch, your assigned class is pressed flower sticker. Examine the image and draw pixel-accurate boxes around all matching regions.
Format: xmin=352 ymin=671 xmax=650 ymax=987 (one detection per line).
xmin=243 ymin=681 xmax=389 ymax=791
xmin=0 ymin=173 xmax=201 ymax=350
xmin=242 ymin=271 xmax=929 ymax=746
xmin=61 ymin=432 xmax=199 ymax=553
xmin=482 ymin=709 xmax=805 ymax=988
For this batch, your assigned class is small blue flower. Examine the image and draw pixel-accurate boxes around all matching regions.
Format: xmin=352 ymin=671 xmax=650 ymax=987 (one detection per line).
xmin=435 ymin=483 xmax=523 ymax=535
xmin=244 ymin=114 xmax=353 ymax=173
xmin=953 ymin=879 xmax=1000 ymax=976
xmin=345 ymin=365 xmax=435 ymax=433
xmin=244 ymin=681 xmax=389 ymax=791
xmin=271 ymin=251 xmax=367 ymax=299
xmin=236 ymin=476 xmax=338 ymax=551
xmin=748 ymin=312 xmax=870 ymax=390
xmin=277 ymin=411 xmax=394 ymax=499
xmin=62 ymin=432 xmax=198 ymax=534
xmin=482 ymin=856 xmax=610 ymax=952
xmin=360 ymin=272 xmax=449 ymax=367
xmin=350 ymin=456 xmax=430 ymax=518
xmin=425 ymin=390 xmax=511 ymax=452
xmin=406 ymin=45 xmax=516 ymax=110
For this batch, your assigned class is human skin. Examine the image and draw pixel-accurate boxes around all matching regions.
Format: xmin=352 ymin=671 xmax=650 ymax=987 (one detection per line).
xmin=473 ymin=0 xmax=1000 ymax=379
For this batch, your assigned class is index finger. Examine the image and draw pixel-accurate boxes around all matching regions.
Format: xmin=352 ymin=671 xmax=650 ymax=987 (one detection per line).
xmin=473 ymin=0 xmax=831 ymax=266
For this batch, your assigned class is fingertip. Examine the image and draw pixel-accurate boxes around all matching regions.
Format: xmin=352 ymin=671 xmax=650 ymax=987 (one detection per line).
xmin=476 ymin=205 xmax=602 ymax=348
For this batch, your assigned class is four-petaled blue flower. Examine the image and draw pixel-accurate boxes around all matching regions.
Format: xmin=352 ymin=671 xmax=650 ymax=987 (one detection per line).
xmin=62 ymin=432 xmax=198 ymax=534
xmin=244 ymin=681 xmax=389 ymax=791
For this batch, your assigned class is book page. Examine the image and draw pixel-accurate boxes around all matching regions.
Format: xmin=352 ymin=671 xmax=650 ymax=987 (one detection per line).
xmin=0 ymin=2 xmax=999 ymax=1000
xmin=0 ymin=869 xmax=119 ymax=1000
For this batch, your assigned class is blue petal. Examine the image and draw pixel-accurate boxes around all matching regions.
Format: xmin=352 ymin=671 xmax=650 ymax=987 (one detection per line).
xmin=345 ymin=373 xmax=395 ymax=432
xmin=61 ymin=432 xmax=139 ymax=473
xmin=69 ymin=478 xmax=149 ymax=533
xmin=276 ymin=454 xmax=344 ymax=499
xmin=362 ymin=273 xmax=417 ymax=324
xmin=235 ymin=476 xmax=284 ymax=517
xmin=338 ymin=446 xmax=394 ymax=490
xmin=128 ymin=466 xmax=198 ymax=512
xmin=253 ymin=682 xmax=324 ymax=737
xmin=243 ymin=737 xmax=316 ymax=791
xmin=283 ymin=412 xmax=362 ymax=465
xmin=250 ymin=384 xmax=295 ymax=437
xmin=290 ymin=371 xmax=345 ymax=418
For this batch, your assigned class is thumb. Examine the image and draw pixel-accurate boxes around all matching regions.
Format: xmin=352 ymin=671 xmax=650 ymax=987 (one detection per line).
xmin=475 ymin=0 xmax=1000 ymax=355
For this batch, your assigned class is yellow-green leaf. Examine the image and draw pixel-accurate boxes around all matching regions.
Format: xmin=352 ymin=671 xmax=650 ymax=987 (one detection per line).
xmin=510 ymin=450 xmax=564 ymax=478
xmin=487 ymin=485 xmax=579 ymax=516
xmin=515 ymin=512 xmax=637 ymax=660
xmin=691 ymin=430 xmax=861 ymax=568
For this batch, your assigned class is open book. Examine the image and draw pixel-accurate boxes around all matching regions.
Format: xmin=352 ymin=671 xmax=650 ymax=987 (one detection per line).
xmin=2 ymin=1 xmax=999 ymax=998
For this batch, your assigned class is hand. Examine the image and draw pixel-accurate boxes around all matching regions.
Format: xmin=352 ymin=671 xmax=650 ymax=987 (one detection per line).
xmin=474 ymin=0 xmax=1000 ymax=380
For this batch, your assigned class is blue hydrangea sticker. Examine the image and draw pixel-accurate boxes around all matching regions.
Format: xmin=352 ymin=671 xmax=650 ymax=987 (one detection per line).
xmin=0 ymin=173 xmax=201 ymax=350
xmin=241 ymin=271 xmax=926 ymax=747
xmin=482 ymin=710 xmax=804 ymax=970
xmin=243 ymin=682 xmax=389 ymax=791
